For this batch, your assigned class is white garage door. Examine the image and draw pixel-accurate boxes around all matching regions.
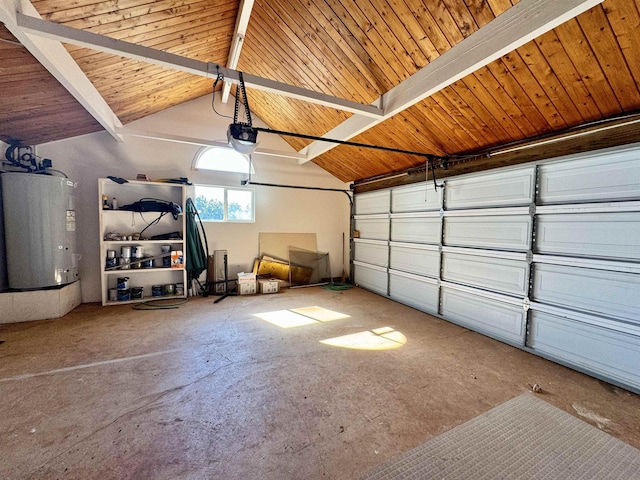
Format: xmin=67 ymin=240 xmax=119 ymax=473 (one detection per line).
xmin=353 ymin=144 xmax=640 ymax=393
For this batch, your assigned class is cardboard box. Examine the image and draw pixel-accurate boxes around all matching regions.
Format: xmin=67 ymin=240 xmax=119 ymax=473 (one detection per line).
xmin=238 ymin=282 xmax=257 ymax=295
xmin=237 ymin=272 xmax=257 ymax=283
xmin=259 ymin=279 xmax=279 ymax=294
xmin=171 ymin=250 xmax=183 ymax=268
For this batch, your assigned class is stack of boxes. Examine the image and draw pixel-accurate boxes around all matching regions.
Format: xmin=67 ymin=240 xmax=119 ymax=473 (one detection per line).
xmin=237 ymin=272 xmax=257 ymax=295
xmin=236 ymin=272 xmax=279 ymax=295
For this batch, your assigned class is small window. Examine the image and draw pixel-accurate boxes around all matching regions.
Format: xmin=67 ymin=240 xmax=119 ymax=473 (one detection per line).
xmin=193 ymin=146 xmax=255 ymax=174
xmin=194 ymin=185 xmax=255 ymax=222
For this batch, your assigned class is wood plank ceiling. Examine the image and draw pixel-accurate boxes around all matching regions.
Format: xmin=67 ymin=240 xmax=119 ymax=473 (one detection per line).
xmin=1 ymin=0 xmax=640 ymax=183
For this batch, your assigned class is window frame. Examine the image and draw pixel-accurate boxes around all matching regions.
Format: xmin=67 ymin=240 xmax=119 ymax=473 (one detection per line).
xmin=193 ymin=184 xmax=255 ymax=223
xmin=192 ymin=146 xmax=255 ymax=175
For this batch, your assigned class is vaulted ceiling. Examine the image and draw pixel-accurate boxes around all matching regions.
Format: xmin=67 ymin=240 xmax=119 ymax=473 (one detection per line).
xmin=1 ymin=0 xmax=640 ymax=184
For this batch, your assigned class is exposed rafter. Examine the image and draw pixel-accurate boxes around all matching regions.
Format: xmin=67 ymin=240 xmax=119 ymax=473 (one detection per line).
xmin=222 ymin=0 xmax=255 ymax=103
xmin=299 ymin=0 xmax=604 ymax=163
xmin=15 ymin=12 xmax=383 ymax=119
xmin=0 ymin=0 xmax=123 ymax=142
xmin=116 ymin=127 xmax=308 ymax=161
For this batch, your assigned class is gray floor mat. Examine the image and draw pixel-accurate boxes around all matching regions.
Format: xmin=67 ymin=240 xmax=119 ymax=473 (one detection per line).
xmin=363 ymin=393 xmax=640 ymax=479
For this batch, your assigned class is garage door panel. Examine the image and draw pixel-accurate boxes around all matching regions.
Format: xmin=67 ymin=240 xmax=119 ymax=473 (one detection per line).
xmin=354 ymin=216 xmax=389 ymax=241
xmin=538 ymin=148 xmax=640 ymax=204
xmin=532 ymin=263 xmax=640 ymax=324
xmin=353 ymin=240 xmax=388 ymax=267
xmin=440 ymin=286 xmax=526 ymax=345
xmin=528 ymin=310 xmax=640 ymax=391
xmin=391 ymin=216 xmax=441 ymax=244
xmin=444 ymin=216 xmax=532 ymax=251
xmin=354 ymin=145 xmax=640 ymax=394
xmin=353 ymin=262 xmax=387 ymax=296
xmin=536 ymin=212 xmax=640 ymax=260
xmin=392 ymin=183 xmax=441 ymax=213
xmin=389 ymin=271 xmax=439 ymax=315
xmin=445 ymin=167 xmax=535 ymax=209
xmin=390 ymin=243 xmax=440 ymax=278
xmin=355 ymin=190 xmax=389 ymax=215
xmin=442 ymin=252 xmax=529 ymax=297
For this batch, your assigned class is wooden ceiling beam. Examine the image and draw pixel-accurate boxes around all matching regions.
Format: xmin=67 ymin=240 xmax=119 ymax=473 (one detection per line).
xmin=299 ymin=0 xmax=604 ymax=163
xmin=0 ymin=0 xmax=123 ymax=142
xmin=15 ymin=11 xmax=383 ymax=119
xmin=221 ymin=0 xmax=254 ymax=103
xmin=116 ymin=127 xmax=308 ymax=161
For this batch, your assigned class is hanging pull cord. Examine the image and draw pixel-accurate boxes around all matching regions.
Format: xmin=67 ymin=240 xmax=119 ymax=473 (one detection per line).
xmin=427 ymin=156 xmax=439 ymax=192
xmin=211 ymin=67 xmax=229 ymax=118
xmin=211 ymin=66 xmax=224 ymax=91
xmin=233 ymin=71 xmax=253 ymax=127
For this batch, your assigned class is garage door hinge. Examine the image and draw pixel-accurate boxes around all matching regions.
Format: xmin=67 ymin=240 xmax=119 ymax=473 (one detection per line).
xmin=523 ymin=297 xmax=531 ymax=312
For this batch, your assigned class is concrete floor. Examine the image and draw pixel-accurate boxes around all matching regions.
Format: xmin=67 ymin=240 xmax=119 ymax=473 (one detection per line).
xmin=1 ymin=286 xmax=639 ymax=480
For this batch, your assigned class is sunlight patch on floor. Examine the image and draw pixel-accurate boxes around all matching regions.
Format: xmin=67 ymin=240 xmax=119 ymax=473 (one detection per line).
xmin=253 ymin=310 xmax=319 ymax=328
xmin=320 ymin=327 xmax=407 ymax=350
xmin=254 ymin=306 xmax=350 ymax=329
xmin=290 ymin=306 xmax=351 ymax=322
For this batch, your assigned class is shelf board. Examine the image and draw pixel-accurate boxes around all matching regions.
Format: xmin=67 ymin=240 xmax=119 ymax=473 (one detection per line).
xmin=103 ymin=294 xmax=187 ymax=306
xmin=104 ymin=267 xmax=184 ymax=274
xmin=103 ymin=239 xmax=183 ymax=244
xmin=101 ymin=210 xmax=184 ymax=216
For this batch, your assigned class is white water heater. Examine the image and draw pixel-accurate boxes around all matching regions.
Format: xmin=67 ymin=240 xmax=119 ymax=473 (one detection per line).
xmin=1 ymin=172 xmax=79 ymax=289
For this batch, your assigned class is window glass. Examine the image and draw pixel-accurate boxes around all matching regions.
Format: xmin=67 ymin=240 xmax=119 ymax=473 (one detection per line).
xmin=194 ymin=185 xmax=254 ymax=222
xmin=194 ymin=146 xmax=254 ymax=174
xmin=227 ymin=189 xmax=253 ymax=221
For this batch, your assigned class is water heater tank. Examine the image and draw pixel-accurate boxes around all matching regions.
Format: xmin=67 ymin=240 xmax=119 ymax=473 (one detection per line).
xmin=1 ymin=172 xmax=79 ymax=289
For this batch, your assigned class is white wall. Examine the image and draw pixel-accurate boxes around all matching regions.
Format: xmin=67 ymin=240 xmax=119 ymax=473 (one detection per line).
xmin=35 ymin=94 xmax=351 ymax=303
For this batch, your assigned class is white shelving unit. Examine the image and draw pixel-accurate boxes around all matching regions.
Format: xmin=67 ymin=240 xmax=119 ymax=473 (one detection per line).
xmin=98 ymin=178 xmax=188 ymax=306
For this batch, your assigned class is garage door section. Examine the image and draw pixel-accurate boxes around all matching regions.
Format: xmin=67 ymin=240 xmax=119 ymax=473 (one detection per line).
xmin=529 ymin=147 xmax=640 ymax=390
xmin=388 ymin=185 xmax=442 ymax=314
xmin=439 ymin=166 xmax=535 ymax=346
xmin=353 ymin=144 xmax=640 ymax=393
xmin=353 ymin=190 xmax=390 ymax=296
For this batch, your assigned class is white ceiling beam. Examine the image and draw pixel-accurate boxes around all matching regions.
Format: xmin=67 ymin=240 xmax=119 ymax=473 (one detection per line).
xmin=15 ymin=12 xmax=383 ymax=119
xmin=0 ymin=0 xmax=123 ymax=142
xmin=299 ymin=0 xmax=604 ymax=163
xmin=221 ymin=0 xmax=254 ymax=103
xmin=116 ymin=128 xmax=308 ymax=161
